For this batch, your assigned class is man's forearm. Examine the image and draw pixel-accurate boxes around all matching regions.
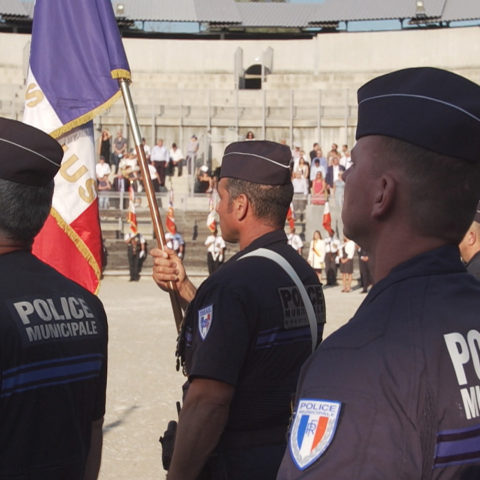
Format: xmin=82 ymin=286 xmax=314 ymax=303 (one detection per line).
xmin=167 ymin=380 xmax=233 ymax=480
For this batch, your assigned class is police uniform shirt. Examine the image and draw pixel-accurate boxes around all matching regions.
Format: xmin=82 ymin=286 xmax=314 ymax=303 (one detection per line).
xmin=278 ymin=245 xmax=480 ymax=479
xmin=0 ymin=251 xmax=108 ymax=478
xmin=182 ymin=230 xmax=325 ymax=445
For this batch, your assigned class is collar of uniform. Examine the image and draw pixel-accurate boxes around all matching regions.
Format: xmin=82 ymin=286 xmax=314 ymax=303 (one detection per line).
xmin=363 ymin=245 xmax=465 ymax=306
xmin=230 ymin=229 xmax=287 ymax=261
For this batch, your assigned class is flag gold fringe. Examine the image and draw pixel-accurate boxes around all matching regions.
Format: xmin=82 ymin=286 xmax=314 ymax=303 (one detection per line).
xmin=50 ymin=88 xmax=125 ymax=139
xmin=50 ymin=207 xmax=102 ymax=294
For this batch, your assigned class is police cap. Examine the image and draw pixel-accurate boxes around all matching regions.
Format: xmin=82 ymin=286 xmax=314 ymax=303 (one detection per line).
xmin=0 ymin=117 xmax=63 ymax=186
xmin=356 ymin=67 xmax=480 ymax=163
xmin=220 ymin=140 xmax=291 ymax=185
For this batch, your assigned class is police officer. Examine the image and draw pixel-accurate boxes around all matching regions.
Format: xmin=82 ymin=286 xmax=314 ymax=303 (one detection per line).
xmin=459 ymin=201 xmax=480 ymax=280
xmin=152 ymin=140 xmax=325 ymax=480
xmin=0 ymin=118 xmax=108 ymax=479
xmin=277 ymin=68 xmax=480 ymax=479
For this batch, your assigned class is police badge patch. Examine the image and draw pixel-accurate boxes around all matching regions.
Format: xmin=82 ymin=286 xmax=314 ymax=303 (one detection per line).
xmin=198 ymin=305 xmax=213 ymax=340
xmin=289 ymin=398 xmax=341 ymax=470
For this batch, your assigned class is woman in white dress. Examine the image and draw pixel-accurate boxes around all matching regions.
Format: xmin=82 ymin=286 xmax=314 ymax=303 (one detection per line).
xmin=308 ymin=230 xmax=326 ymax=282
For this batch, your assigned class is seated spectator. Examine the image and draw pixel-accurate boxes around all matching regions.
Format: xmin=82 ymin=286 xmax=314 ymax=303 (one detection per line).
xmin=97 ymin=176 xmax=111 ymax=209
xmin=194 ymin=166 xmax=213 ymax=193
xmin=96 ymin=155 xmax=111 ymax=181
xmin=170 ymin=142 xmax=184 ymax=177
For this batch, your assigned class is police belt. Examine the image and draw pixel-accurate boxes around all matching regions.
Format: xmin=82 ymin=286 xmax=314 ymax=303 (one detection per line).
xmin=217 ymin=425 xmax=287 ymax=450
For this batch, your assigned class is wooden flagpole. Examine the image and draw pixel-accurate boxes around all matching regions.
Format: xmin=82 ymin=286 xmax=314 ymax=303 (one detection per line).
xmin=118 ymin=78 xmax=184 ymax=332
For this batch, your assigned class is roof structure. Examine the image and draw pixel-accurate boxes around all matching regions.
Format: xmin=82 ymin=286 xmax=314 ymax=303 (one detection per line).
xmin=1 ymin=0 xmax=480 ymax=33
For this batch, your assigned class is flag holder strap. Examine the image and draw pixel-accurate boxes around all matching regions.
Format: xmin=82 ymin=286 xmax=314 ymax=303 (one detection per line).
xmin=118 ymin=78 xmax=184 ymax=332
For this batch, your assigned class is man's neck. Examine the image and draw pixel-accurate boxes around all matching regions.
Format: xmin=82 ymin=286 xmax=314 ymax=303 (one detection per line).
xmin=367 ymin=232 xmax=446 ymax=284
xmin=239 ymin=224 xmax=278 ymax=251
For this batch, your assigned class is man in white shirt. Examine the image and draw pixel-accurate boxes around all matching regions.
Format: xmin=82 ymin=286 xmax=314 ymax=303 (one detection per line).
xmin=170 ymin=143 xmax=184 ymax=177
xmin=287 ymin=227 xmax=303 ymax=255
xmin=150 ymin=139 xmax=169 ymax=187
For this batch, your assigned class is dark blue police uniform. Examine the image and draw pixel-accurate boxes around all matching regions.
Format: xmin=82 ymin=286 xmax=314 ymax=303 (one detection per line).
xmin=278 ymin=245 xmax=480 ymax=479
xmin=0 ymin=251 xmax=108 ymax=479
xmin=179 ymin=229 xmax=325 ymax=479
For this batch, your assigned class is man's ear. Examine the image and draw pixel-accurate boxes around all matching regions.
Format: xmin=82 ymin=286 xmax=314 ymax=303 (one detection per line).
xmin=234 ymin=193 xmax=249 ymax=221
xmin=466 ymin=230 xmax=476 ymax=246
xmin=371 ymin=174 xmax=396 ymax=219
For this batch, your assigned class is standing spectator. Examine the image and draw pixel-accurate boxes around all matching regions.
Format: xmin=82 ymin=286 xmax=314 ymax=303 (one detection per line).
xmin=287 ymin=226 xmax=303 ymax=255
xmin=333 ymin=171 xmax=345 ymax=211
xmin=98 ymin=129 xmax=112 ymax=165
xmin=324 ymin=229 xmax=340 ymax=286
xmin=150 ymin=138 xmax=169 ymax=188
xmin=309 ymin=157 xmax=324 ymax=185
xmin=0 ymin=117 xmax=108 ymax=479
xmin=309 ymin=142 xmax=319 ymax=162
xmin=141 ymin=137 xmax=151 ymax=162
xmin=308 ymin=230 xmax=326 ymax=282
xmin=339 ymin=236 xmax=355 ymax=292
xmin=186 ymin=134 xmax=199 ymax=175
xmin=325 ymin=155 xmax=346 ymax=189
xmin=170 ymin=142 xmax=184 ymax=177
xmin=125 ymin=232 xmax=146 ymax=281
xmin=245 ymin=130 xmax=255 ymax=140
xmin=358 ymin=246 xmax=372 ymax=293
xmin=96 ymin=156 xmax=112 ymax=209
xmin=340 ymin=144 xmax=352 ymax=169
xmin=204 ymin=228 xmax=226 ymax=275
xmin=111 ymin=129 xmax=127 ymax=173
xmin=328 ymin=142 xmax=340 ymax=160
xmin=310 ymin=171 xmax=327 ymax=206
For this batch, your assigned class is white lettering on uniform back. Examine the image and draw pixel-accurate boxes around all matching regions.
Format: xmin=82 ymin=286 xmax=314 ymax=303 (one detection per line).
xmin=13 ymin=301 xmax=35 ymax=325
xmin=444 ymin=332 xmax=470 ymax=386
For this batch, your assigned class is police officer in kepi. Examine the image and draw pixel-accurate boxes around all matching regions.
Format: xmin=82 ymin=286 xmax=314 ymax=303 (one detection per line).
xmin=0 ymin=118 xmax=108 ymax=479
xmin=459 ymin=201 xmax=480 ymax=280
xmin=277 ymin=67 xmax=480 ymax=479
xmin=152 ymin=140 xmax=326 ymax=480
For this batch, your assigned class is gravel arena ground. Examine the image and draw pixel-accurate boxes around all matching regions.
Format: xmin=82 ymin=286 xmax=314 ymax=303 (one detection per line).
xmin=97 ymin=272 xmax=365 ymax=479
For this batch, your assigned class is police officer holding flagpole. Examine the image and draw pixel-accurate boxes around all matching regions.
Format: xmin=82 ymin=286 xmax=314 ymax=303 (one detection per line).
xmin=277 ymin=67 xmax=480 ymax=479
xmin=152 ymin=140 xmax=325 ymax=479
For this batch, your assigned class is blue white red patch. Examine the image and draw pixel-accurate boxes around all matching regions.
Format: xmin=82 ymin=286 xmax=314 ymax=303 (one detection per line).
xmin=289 ymin=398 xmax=341 ymax=470
xmin=198 ymin=305 xmax=213 ymax=340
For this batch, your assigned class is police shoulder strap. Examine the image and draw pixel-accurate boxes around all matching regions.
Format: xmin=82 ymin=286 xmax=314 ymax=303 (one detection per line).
xmin=238 ymin=247 xmax=318 ymax=353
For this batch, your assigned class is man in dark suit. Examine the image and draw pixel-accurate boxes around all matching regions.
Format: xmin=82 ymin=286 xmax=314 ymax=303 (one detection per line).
xmin=325 ymin=156 xmax=345 ymax=189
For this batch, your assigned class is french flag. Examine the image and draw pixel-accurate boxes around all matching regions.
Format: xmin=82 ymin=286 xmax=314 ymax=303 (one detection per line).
xmin=23 ymin=0 xmax=130 ymax=293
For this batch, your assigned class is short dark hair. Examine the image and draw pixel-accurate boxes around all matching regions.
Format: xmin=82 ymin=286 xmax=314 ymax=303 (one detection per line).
xmin=0 ymin=178 xmax=54 ymax=244
xmin=377 ymin=136 xmax=480 ymax=244
xmin=226 ymin=178 xmax=293 ymax=228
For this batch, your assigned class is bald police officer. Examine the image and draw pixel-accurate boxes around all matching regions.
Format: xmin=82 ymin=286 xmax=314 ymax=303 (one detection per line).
xmin=277 ymin=68 xmax=480 ymax=479
xmin=459 ymin=201 xmax=480 ymax=280
xmin=0 ymin=118 xmax=108 ymax=479
xmin=152 ymin=140 xmax=325 ymax=480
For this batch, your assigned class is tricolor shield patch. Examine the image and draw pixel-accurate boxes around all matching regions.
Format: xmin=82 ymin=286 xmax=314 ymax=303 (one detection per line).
xmin=198 ymin=305 xmax=213 ymax=340
xmin=289 ymin=398 xmax=341 ymax=470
